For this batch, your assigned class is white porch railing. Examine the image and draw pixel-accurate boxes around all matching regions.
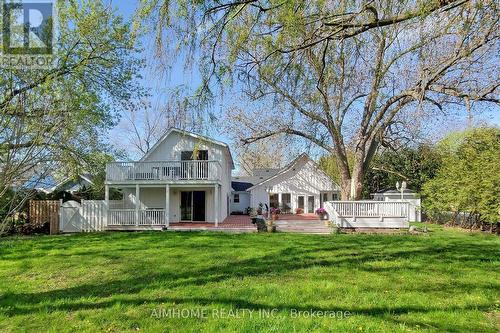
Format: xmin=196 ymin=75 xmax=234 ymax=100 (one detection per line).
xmin=108 ymin=209 xmax=135 ymax=225
xmin=106 ymin=160 xmax=221 ymax=182
xmin=139 ymin=210 xmax=165 ymax=225
xmin=329 ymin=201 xmax=409 ymax=217
xmin=108 ymin=209 xmax=166 ymax=226
xmin=324 ymin=201 xmax=410 ymax=229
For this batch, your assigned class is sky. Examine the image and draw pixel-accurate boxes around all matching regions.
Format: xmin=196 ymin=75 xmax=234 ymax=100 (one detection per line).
xmin=109 ymin=1 xmax=499 ymax=164
xmin=109 ymin=1 xmax=233 ymax=151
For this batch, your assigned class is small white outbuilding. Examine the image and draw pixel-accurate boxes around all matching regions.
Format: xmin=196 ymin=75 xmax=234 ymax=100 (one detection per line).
xmin=372 ymin=189 xmax=421 ymax=222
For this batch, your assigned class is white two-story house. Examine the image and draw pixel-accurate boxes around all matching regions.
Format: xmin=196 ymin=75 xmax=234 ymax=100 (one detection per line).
xmin=105 ymin=128 xmax=234 ymax=229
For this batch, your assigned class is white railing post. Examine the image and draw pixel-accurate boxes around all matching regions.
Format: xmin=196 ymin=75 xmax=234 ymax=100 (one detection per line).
xmin=135 ymin=184 xmax=140 ymax=227
xmin=104 ymin=185 xmax=109 ymax=228
xmin=165 ymin=184 xmax=170 ymax=227
xmin=214 ymin=185 xmax=219 ymax=227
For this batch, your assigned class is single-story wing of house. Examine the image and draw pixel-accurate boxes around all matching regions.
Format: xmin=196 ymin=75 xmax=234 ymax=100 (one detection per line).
xmin=231 ymin=153 xmax=341 ymax=215
xmin=372 ymin=189 xmax=422 ymax=222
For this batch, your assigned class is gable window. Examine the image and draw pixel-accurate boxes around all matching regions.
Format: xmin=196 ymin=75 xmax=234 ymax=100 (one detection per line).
xmin=234 ymin=194 xmax=240 ymax=203
xmin=181 ymin=150 xmax=209 ymax=160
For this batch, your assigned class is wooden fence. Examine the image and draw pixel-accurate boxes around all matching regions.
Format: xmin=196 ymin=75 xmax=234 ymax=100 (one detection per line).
xmin=29 ymin=200 xmax=60 ymax=235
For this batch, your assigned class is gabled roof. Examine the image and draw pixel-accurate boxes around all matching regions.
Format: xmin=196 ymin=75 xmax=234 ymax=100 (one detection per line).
xmin=24 ymin=173 xmax=94 ymax=194
xmin=246 ymin=153 xmax=339 ymax=191
xmin=140 ymin=127 xmax=235 ymax=169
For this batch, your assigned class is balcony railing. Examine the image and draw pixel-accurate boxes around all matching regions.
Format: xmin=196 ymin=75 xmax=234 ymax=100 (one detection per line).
xmin=106 ymin=160 xmax=221 ymax=182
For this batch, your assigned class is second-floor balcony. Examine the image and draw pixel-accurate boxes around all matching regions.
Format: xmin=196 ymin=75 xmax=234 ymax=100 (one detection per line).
xmin=106 ymin=160 xmax=222 ymax=183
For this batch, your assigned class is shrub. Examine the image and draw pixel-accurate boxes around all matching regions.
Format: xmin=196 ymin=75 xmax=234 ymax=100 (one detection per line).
xmin=423 ymin=127 xmax=500 ymax=226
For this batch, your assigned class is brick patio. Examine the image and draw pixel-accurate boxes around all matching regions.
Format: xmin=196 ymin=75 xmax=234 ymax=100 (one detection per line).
xmin=167 ymin=214 xmax=323 ymax=232
xmin=168 ymin=214 xmax=256 ymax=232
xmin=278 ymin=213 xmax=320 ymax=221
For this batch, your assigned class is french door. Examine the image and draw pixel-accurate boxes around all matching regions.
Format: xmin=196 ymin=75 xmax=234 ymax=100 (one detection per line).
xmin=297 ymin=196 xmax=305 ymax=210
xmin=307 ymin=196 xmax=315 ymax=213
xmin=180 ymin=191 xmax=206 ymax=221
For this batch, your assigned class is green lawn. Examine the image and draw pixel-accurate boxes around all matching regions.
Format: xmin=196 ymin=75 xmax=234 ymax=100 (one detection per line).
xmin=0 ymin=225 xmax=498 ymax=332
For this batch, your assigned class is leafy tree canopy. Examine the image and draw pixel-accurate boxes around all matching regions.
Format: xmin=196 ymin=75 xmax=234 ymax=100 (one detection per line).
xmin=0 ymin=1 xmax=144 ymax=220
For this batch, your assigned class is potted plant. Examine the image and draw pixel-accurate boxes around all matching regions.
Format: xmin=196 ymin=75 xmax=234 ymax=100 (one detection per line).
xmin=315 ymin=208 xmax=327 ymax=219
xmin=270 ymin=207 xmax=281 ymax=221
xmin=263 ymin=208 xmax=278 ymax=232
xmin=316 ymin=208 xmax=330 ymax=225
xmin=256 ymin=203 xmax=263 ymax=215
xmin=295 ymin=207 xmax=304 ymax=215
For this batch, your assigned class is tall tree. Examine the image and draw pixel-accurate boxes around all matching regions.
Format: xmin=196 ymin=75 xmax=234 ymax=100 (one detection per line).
xmin=234 ymin=137 xmax=293 ymax=175
xmin=139 ymin=0 xmax=499 ymax=200
xmin=0 ymin=1 xmax=143 ymax=226
xmin=113 ymin=87 xmax=201 ymax=159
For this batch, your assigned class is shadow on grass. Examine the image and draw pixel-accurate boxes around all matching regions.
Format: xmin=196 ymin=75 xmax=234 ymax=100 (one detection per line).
xmin=1 ymin=231 xmax=498 ymax=332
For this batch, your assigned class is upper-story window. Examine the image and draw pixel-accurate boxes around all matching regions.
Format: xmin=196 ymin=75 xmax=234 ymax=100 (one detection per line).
xmin=181 ymin=150 xmax=208 ymax=161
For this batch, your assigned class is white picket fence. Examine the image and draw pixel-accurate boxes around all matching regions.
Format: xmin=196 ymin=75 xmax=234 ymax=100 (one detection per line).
xmin=60 ymin=200 xmax=106 ymax=232
xmin=60 ymin=201 xmax=168 ymax=232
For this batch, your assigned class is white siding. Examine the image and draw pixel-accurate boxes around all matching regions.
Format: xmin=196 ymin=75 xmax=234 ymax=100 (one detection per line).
xmin=142 ymin=131 xmax=226 ymax=164
xmin=249 ymin=158 xmax=340 ymax=212
xmin=119 ymin=186 xmax=216 ymax=223
xmin=133 ymin=130 xmax=232 ymax=223
xmin=230 ymin=191 xmax=251 ymax=213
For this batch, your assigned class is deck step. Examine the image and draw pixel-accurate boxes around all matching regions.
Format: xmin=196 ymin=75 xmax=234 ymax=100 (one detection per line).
xmin=273 ymin=220 xmax=332 ymax=234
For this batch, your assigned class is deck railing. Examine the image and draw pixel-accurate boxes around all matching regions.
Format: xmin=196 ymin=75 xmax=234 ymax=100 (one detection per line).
xmin=108 ymin=209 xmax=135 ymax=225
xmin=328 ymin=201 xmax=409 ymax=218
xmin=106 ymin=160 xmax=221 ymax=182
xmin=139 ymin=209 xmax=165 ymax=225
xmin=108 ymin=209 xmax=166 ymax=226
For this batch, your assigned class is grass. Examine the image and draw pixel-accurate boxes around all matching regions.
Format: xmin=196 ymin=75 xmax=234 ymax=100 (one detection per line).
xmin=0 ymin=224 xmax=498 ymax=332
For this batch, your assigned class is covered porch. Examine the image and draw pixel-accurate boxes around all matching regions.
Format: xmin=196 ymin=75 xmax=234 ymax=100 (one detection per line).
xmin=168 ymin=215 xmax=256 ymax=232
xmin=104 ymin=183 xmax=222 ymax=228
xmin=105 ymin=214 xmax=256 ymax=232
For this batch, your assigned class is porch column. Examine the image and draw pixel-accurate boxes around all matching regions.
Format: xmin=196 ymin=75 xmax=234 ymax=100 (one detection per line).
xmin=104 ymin=185 xmax=109 ymax=227
xmin=135 ymin=184 xmax=140 ymax=226
xmin=165 ymin=184 xmax=170 ymax=227
xmin=214 ymin=185 xmax=219 ymax=227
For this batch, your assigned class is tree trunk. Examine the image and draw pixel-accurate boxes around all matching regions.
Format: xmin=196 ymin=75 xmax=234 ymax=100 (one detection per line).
xmin=350 ymin=166 xmax=365 ymax=200
xmin=350 ymin=151 xmax=366 ymax=200
xmin=337 ymin=153 xmax=366 ymax=201
xmin=334 ymin=150 xmax=352 ymax=201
